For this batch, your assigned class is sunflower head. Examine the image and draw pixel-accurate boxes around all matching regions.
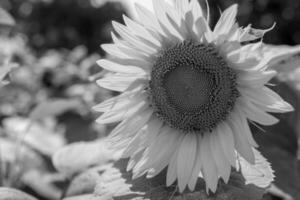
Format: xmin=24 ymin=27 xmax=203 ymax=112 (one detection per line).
xmin=94 ymin=0 xmax=293 ymax=194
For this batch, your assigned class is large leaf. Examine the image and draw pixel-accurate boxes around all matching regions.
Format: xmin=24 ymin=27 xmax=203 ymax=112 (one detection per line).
xmin=3 ymin=117 xmax=66 ymax=156
xmin=52 ymin=139 xmax=121 ymax=176
xmin=0 ymin=187 xmax=38 ymax=200
xmin=65 ymin=159 xmax=266 ymax=200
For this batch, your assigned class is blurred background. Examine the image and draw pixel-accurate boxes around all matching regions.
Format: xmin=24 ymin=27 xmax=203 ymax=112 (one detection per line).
xmin=0 ymin=0 xmax=299 ymax=200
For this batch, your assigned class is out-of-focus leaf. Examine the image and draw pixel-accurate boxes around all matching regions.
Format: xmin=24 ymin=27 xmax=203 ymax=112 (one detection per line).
xmin=21 ymin=170 xmax=63 ymax=200
xmin=29 ymin=99 xmax=83 ymax=121
xmin=65 ymin=165 xmax=108 ymax=197
xmin=0 ymin=187 xmax=38 ymax=200
xmin=238 ymin=149 xmax=275 ymax=188
xmin=0 ymin=138 xmax=45 ymax=172
xmin=3 ymin=117 xmax=66 ymax=156
xmin=63 ymin=194 xmax=95 ymax=200
xmin=52 ymin=139 xmax=121 ymax=176
xmin=0 ymin=7 xmax=15 ymax=27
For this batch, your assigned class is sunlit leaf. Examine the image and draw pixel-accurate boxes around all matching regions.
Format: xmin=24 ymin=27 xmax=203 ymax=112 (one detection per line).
xmin=238 ymin=148 xmax=275 ymax=188
xmin=3 ymin=117 xmax=66 ymax=156
xmin=21 ymin=170 xmax=63 ymax=200
xmin=52 ymin=139 xmax=121 ymax=176
xmin=0 ymin=187 xmax=38 ymax=200
xmin=0 ymin=7 xmax=15 ymax=27
xmin=29 ymin=99 xmax=83 ymax=121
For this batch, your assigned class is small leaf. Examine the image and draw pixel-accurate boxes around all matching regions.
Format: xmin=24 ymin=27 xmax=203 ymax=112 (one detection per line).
xmin=52 ymin=140 xmax=121 ymax=176
xmin=238 ymin=148 xmax=275 ymax=188
xmin=0 ymin=7 xmax=15 ymax=27
xmin=0 ymin=187 xmax=38 ymax=200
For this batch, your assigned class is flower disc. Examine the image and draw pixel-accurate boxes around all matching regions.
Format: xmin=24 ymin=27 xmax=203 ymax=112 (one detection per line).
xmin=150 ymin=41 xmax=239 ymax=132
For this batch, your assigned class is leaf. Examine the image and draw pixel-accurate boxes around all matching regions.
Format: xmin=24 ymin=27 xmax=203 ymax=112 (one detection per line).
xmin=3 ymin=117 xmax=66 ymax=156
xmin=238 ymin=148 xmax=275 ymax=188
xmin=65 ymin=159 xmax=265 ymax=200
xmin=0 ymin=7 xmax=15 ymax=27
xmin=21 ymin=170 xmax=63 ymax=200
xmin=65 ymin=165 xmax=110 ymax=197
xmin=52 ymin=139 xmax=121 ymax=176
xmin=29 ymin=99 xmax=83 ymax=121
xmin=0 ymin=138 xmax=45 ymax=172
xmin=0 ymin=187 xmax=38 ymax=200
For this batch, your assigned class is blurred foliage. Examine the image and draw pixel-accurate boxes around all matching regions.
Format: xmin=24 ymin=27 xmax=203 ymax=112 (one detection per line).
xmin=0 ymin=0 xmax=127 ymax=55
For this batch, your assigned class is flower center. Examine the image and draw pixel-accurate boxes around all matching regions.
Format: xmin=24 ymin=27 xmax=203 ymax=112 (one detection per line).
xmin=149 ymin=41 xmax=239 ymax=133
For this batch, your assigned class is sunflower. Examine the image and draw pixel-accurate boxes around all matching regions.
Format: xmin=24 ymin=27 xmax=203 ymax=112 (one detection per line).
xmin=94 ymin=0 xmax=293 ymax=193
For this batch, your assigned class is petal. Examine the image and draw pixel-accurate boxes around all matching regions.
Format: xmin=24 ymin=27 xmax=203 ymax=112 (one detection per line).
xmin=228 ymin=112 xmax=255 ymax=164
xmin=216 ymin=123 xmax=236 ymax=167
xmin=238 ymin=98 xmax=279 ymax=126
xmin=96 ymin=95 xmax=147 ymax=124
xmin=112 ymin=21 xmax=158 ymax=55
xmin=96 ymin=73 xmax=146 ymax=92
xmin=177 ymin=133 xmax=197 ymax=192
xmin=123 ymin=15 xmax=162 ymax=49
xmin=201 ymin=134 xmax=218 ymax=193
xmin=237 ymin=70 xmax=276 ymax=88
xmin=214 ymin=4 xmax=238 ymax=36
xmin=135 ymin=3 xmax=164 ymax=34
xmin=240 ymin=86 xmax=294 ymax=113
xmin=209 ymin=132 xmax=231 ymax=183
xmin=97 ymin=59 xmax=147 ymax=74
xmin=110 ymin=107 xmax=153 ymax=140
xmin=188 ymin=134 xmax=203 ymax=191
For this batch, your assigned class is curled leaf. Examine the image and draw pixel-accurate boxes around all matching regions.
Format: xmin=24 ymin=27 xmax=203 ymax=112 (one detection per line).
xmin=238 ymin=148 xmax=275 ymax=188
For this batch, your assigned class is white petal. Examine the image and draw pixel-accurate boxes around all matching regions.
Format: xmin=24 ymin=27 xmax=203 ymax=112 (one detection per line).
xmin=97 ymin=73 xmax=147 ymax=92
xmin=135 ymin=3 xmax=164 ymax=34
xmin=214 ymin=4 xmax=238 ymax=36
xmin=216 ymin=122 xmax=236 ymax=167
xmin=234 ymin=103 xmax=259 ymax=147
xmin=239 ymin=86 xmax=293 ymax=113
xmin=209 ymin=132 xmax=231 ymax=183
xmin=175 ymin=0 xmax=189 ymax=16
xmin=123 ymin=15 xmax=162 ymax=49
xmin=112 ymin=21 xmax=157 ymax=55
xmin=237 ymin=70 xmax=276 ymax=88
xmin=152 ymin=0 xmax=183 ymax=41
xmin=101 ymin=44 xmax=130 ymax=59
xmin=97 ymin=59 xmax=146 ymax=74
xmin=166 ymin=142 xmax=181 ymax=186
xmin=238 ymin=98 xmax=279 ymax=126
xmin=188 ymin=134 xmax=203 ymax=191
xmin=228 ymin=112 xmax=255 ymax=164
xmin=177 ymin=133 xmax=197 ymax=192
xmin=110 ymin=108 xmax=153 ymax=141
xmin=201 ymin=134 xmax=218 ymax=193
xmin=137 ymin=127 xmax=178 ymax=174
xmin=190 ymin=0 xmax=203 ymax=20
xmin=96 ymin=94 xmax=147 ymax=124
